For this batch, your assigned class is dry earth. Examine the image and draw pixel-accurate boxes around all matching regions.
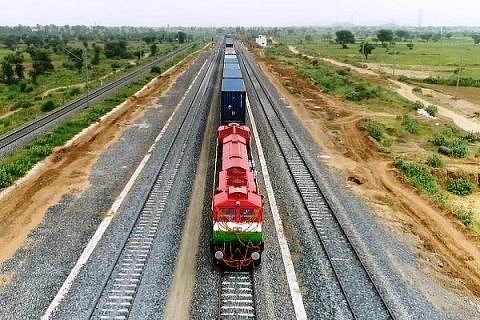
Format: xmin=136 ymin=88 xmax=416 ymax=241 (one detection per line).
xmin=258 ymin=46 xmax=480 ymax=304
xmin=0 ymin=50 xmax=203 ymax=266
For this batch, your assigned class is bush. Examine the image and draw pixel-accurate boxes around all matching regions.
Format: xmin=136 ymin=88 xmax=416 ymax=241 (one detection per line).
xmin=151 ymin=66 xmax=162 ymax=74
xmin=447 ymin=178 xmax=474 ymax=195
xmin=464 ymin=131 xmax=480 ymax=143
xmin=426 ymin=154 xmax=443 ymax=168
xmin=41 ymin=100 xmax=56 ymax=112
xmin=69 ymin=87 xmax=81 ymax=96
xmin=400 ymin=115 xmax=420 ymax=134
xmin=410 ymin=100 xmax=424 ymax=110
xmin=364 ymin=119 xmax=384 ymax=141
xmin=393 ymin=157 xmax=440 ymax=197
xmin=12 ymin=100 xmax=32 ymax=110
xmin=450 ymin=139 xmax=469 ymax=158
xmin=425 ymin=105 xmax=438 ymax=117
xmin=344 ymin=84 xmax=378 ymax=101
xmin=455 ymin=208 xmax=475 ymax=226
xmin=430 ymin=133 xmax=448 ymax=146
xmin=412 ymin=86 xmax=422 ymax=93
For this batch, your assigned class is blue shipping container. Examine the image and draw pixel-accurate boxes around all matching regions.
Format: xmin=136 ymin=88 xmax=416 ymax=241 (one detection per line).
xmin=224 ymin=63 xmax=240 ymax=70
xmin=221 ymin=78 xmax=246 ymax=124
xmin=222 ymin=68 xmax=243 ymax=79
xmin=224 ymin=55 xmax=238 ymax=64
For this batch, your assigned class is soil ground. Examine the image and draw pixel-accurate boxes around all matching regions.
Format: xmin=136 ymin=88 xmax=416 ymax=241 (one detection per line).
xmin=257 ymin=46 xmax=480 ymax=304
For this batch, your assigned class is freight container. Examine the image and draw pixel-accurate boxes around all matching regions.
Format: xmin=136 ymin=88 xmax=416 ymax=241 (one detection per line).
xmin=224 ymin=55 xmax=238 ymax=64
xmin=222 ymin=68 xmax=243 ymax=79
xmin=225 ymin=47 xmax=236 ymax=55
xmin=223 ymin=63 xmax=241 ymax=70
xmin=225 ymin=38 xmax=234 ymax=47
xmin=221 ymin=78 xmax=246 ymax=124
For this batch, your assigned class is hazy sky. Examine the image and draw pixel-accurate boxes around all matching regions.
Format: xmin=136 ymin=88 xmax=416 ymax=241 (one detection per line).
xmin=1 ymin=0 xmax=479 ymax=27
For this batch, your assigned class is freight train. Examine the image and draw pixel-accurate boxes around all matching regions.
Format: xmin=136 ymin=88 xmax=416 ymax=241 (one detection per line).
xmin=210 ymin=38 xmax=264 ymax=269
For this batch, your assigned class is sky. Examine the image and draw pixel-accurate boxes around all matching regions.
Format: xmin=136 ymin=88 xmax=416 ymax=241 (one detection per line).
xmin=1 ymin=0 xmax=479 ymax=27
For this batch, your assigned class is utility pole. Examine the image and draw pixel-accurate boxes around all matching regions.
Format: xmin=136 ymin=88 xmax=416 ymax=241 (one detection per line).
xmin=64 ymin=47 xmax=89 ymax=107
xmin=83 ymin=48 xmax=89 ymax=107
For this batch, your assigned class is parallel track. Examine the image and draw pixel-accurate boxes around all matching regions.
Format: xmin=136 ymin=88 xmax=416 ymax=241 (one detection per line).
xmin=238 ymin=45 xmax=395 ymax=319
xmin=86 ymin=44 xmax=220 ymax=320
xmin=218 ymin=271 xmax=256 ymax=319
xmin=0 ymin=44 xmax=194 ymax=156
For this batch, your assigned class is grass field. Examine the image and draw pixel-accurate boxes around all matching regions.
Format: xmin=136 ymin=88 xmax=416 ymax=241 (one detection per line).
xmin=0 ymin=41 xmax=180 ymax=135
xmin=283 ymin=36 xmax=480 ymax=79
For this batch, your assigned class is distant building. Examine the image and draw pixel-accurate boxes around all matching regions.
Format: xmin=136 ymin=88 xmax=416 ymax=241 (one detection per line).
xmin=255 ymin=35 xmax=267 ymax=47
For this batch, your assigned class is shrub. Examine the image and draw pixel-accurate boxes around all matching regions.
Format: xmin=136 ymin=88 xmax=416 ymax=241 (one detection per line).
xmin=12 ymin=100 xmax=32 ymax=110
xmin=393 ymin=157 xmax=439 ymax=197
xmin=364 ymin=119 xmax=384 ymax=141
xmin=464 ymin=131 xmax=480 ymax=143
xmin=447 ymin=178 xmax=474 ymax=195
xmin=151 ymin=66 xmax=162 ymax=74
xmin=400 ymin=115 xmax=420 ymax=134
xmin=450 ymin=139 xmax=468 ymax=158
xmin=426 ymin=154 xmax=443 ymax=168
xmin=41 ymin=100 xmax=56 ymax=112
xmin=425 ymin=105 xmax=438 ymax=117
xmin=412 ymin=86 xmax=422 ymax=93
xmin=430 ymin=133 xmax=448 ymax=146
xmin=69 ymin=87 xmax=81 ymax=96
xmin=455 ymin=208 xmax=475 ymax=226
xmin=410 ymin=100 xmax=424 ymax=110
xmin=0 ymin=168 xmax=13 ymax=188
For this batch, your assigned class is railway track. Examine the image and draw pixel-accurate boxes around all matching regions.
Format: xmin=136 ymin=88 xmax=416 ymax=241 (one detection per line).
xmin=218 ymin=271 xmax=257 ymax=319
xmin=0 ymin=44 xmax=194 ymax=157
xmin=84 ymin=44 xmax=221 ymax=320
xmin=238 ymin=45 xmax=395 ymax=319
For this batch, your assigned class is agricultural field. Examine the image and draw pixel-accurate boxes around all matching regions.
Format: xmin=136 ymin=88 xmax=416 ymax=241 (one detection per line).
xmin=285 ymin=34 xmax=480 ymax=80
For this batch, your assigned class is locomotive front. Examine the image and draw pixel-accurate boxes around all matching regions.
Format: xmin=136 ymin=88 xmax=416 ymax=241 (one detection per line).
xmin=211 ymin=124 xmax=264 ymax=269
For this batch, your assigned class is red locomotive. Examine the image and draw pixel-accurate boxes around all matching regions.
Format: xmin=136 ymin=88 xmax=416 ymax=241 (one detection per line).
xmin=211 ymin=124 xmax=264 ymax=269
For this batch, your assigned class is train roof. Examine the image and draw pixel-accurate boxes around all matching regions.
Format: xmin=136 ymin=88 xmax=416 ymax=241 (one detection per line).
xmin=223 ymin=63 xmax=240 ymax=70
xmin=222 ymin=68 xmax=243 ymax=79
xmin=222 ymin=78 xmax=245 ymax=92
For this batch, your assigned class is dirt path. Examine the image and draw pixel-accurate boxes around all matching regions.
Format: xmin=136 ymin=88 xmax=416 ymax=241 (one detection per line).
xmin=288 ymin=46 xmax=480 ymax=133
xmin=255 ymin=47 xmax=480 ymax=303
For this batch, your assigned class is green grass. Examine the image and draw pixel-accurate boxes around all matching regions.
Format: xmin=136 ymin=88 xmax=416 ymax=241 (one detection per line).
xmin=0 ymin=45 xmax=196 ymax=190
xmin=0 ymin=42 xmax=184 ymax=135
xmin=284 ymin=36 xmax=480 ymax=79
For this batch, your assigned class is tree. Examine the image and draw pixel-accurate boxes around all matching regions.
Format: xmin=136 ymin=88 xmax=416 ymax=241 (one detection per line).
xmin=27 ymin=47 xmax=54 ymax=82
xmin=0 ymin=52 xmax=24 ymax=84
xmin=65 ymin=47 xmax=84 ymax=71
xmin=377 ymin=29 xmax=393 ymax=47
xmin=0 ymin=60 xmax=14 ymax=84
xmin=432 ymin=33 xmax=442 ymax=42
xmin=104 ymin=40 xmax=129 ymax=59
xmin=150 ymin=43 xmax=158 ymax=56
xmin=394 ymin=29 xmax=410 ymax=42
xmin=471 ymin=34 xmax=480 ymax=45
xmin=177 ymin=31 xmax=187 ymax=44
xmin=420 ymin=32 xmax=433 ymax=42
xmin=359 ymin=42 xmax=375 ymax=59
xmin=91 ymin=44 xmax=101 ymax=65
xmin=335 ymin=30 xmax=355 ymax=49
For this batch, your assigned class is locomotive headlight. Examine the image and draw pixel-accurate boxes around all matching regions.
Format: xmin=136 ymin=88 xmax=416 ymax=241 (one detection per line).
xmin=215 ymin=251 xmax=224 ymax=260
xmin=251 ymin=252 xmax=260 ymax=260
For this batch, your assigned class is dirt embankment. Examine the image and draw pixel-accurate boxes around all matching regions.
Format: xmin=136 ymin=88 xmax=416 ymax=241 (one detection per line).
xmin=253 ymin=46 xmax=480 ymax=301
